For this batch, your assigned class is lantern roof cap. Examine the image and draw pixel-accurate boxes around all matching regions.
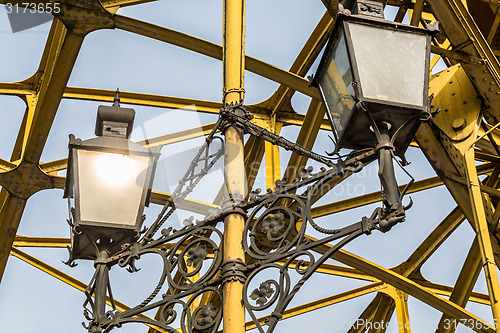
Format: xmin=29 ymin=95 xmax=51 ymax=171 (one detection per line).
xmin=95 ymin=89 xmax=135 ymax=139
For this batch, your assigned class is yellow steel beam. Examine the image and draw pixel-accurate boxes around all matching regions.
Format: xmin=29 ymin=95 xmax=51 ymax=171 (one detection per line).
xmin=309 ymin=163 xmax=496 ymax=219
xmin=283 ymin=99 xmax=324 ymax=184
xmin=0 ymin=81 xmax=332 ymax=128
xmin=257 ymin=10 xmax=334 ymax=112
xmin=264 ymin=121 xmax=283 ymax=190
xmin=221 ymin=3 xmax=247 ymax=333
xmin=0 ymin=194 xmax=27 ymax=283
xmin=152 ymin=191 xmax=220 ymax=213
xmin=389 ymin=287 xmax=411 ymax=333
xmin=321 ymin=0 xmax=339 ymax=17
xmin=39 ymin=158 xmax=68 ymax=175
xmin=443 ymin=172 xmax=500 ymax=198
xmin=0 ymin=158 xmax=17 ymax=173
xmin=276 ymin=111 xmax=331 ymax=130
xmin=40 ymin=123 xmax=218 ymax=174
xmin=427 ymin=0 xmax=500 ymax=119
xmin=464 ymin=147 xmax=500 ymax=324
xmin=135 ymin=123 xmax=217 ymax=148
xmin=112 ymin=15 xmax=320 ymax=100
xmin=436 ymin=237 xmax=483 ymax=332
xmin=243 ymin=135 xmax=266 ymax=197
xmin=410 ymin=0 xmax=426 ymax=26
xmin=307 ymin=238 xmax=496 ymax=332
xmin=100 ymin=0 xmax=158 ymax=10
xmin=9 ymin=247 xmax=166 ymax=331
xmin=283 ymin=260 xmax=377 ymax=282
xmin=354 ymin=206 xmax=466 ymax=330
xmin=22 ymin=33 xmax=83 ymax=163
xmin=422 ymin=280 xmax=490 ymax=306
xmin=487 ymin=7 xmax=500 ymax=44
xmin=395 ymin=207 xmax=466 ymax=276
xmin=13 ymin=236 xmax=70 ymax=248
xmin=63 ymin=87 xmax=223 ymax=115
xmin=0 ymin=82 xmax=33 ymax=96
xmin=243 ymin=282 xmax=387 ymax=331
xmin=370 ymin=294 xmax=395 ymax=333
xmin=333 ymin=248 xmax=496 ymax=332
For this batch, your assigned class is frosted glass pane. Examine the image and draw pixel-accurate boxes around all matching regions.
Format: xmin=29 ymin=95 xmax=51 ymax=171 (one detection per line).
xmin=348 ymin=22 xmax=427 ymax=106
xmin=319 ymin=31 xmax=355 ymax=139
xmin=77 ymin=150 xmax=150 ymax=226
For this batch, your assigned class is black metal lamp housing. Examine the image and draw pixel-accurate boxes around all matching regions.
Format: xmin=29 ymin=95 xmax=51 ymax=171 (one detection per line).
xmin=64 ymin=94 xmax=161 ymax=260
xmin=313 ymin=1 xmax=434 ymax=156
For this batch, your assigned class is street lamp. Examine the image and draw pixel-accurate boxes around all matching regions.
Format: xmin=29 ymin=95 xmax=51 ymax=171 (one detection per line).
xmin=64 ymin=91 xmax=161 ymax=261
xmin=60 ymin=4 xmax=438 ymax=332
xmin=312 ymin=0 xmax=436 ymax=230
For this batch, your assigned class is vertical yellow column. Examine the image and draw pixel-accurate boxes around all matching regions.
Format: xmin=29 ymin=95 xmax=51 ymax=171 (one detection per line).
xmin=464 ymin=148 xmax=500 ymax=330
xmin=393 ymin=289 xmax=411 ymax=333
xmin=222 ymin=1 xmax=246 ymax=333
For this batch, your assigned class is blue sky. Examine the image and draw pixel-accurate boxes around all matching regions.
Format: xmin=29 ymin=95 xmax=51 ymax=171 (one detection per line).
xmin=0 ymin=1 xmax=495 ymax=332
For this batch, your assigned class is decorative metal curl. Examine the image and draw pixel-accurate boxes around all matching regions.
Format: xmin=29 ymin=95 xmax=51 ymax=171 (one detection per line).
xmin=67 ymin=101 xmax=415 ymax=333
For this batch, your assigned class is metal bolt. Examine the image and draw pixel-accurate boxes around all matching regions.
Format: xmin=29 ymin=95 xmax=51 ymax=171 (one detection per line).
xmin=452 ymin=118 xmax=467 ymax=130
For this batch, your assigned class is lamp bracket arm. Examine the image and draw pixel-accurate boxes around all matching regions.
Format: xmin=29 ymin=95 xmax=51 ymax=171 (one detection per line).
xmin=219 ymin=105 xmax=338 ymax=168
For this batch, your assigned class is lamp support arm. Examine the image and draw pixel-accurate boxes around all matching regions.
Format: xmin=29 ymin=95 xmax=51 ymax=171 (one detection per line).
xmin=376 ymin=122 xmax=406 ymax=232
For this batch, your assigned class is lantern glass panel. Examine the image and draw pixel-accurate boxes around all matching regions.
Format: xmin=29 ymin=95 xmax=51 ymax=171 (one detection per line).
xmin=77 ymin=150 xmax=151 ymax=225
xmin=318 ymin=29 xmax=356 ymax=141
xmin=348 ymin=22 xmax=427 ymax=106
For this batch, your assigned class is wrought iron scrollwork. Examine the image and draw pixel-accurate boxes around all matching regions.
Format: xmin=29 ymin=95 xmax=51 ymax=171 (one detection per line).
xmin=239 ymin=160 xmax=395 ymax=333
xmin=80 ymin=221 xmax=224 ymax=333
xmin=67 ymin=102 xmax=415 ymax=333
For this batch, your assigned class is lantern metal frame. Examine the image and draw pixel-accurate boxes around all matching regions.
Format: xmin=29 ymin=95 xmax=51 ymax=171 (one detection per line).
xmin=314 ymin=12 xmax=435 ymax=155
xmin=64 ymin=105 xmax=161 ymax=261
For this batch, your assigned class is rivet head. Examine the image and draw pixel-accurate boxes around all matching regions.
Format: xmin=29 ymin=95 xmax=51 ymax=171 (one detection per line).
xmin=452 ymin=117 xmax=467 ymax=130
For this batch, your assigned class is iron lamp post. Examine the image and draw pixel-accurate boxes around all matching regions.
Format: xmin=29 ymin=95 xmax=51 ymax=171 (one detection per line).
xmin=312 ymin=0 xmax=436 ymax=230
xmin=63 ymin=92 xmax=161 ymax=332
xmin=64 ymin=91 xmax=161 ymax=261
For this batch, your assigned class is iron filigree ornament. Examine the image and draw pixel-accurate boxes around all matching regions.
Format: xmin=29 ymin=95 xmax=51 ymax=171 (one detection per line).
xmin=65 ymin=103 xmax=414 ymax=333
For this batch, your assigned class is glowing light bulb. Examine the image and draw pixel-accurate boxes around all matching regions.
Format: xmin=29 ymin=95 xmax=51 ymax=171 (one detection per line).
xmin=95 ymin=153 xmax=137 ymax=187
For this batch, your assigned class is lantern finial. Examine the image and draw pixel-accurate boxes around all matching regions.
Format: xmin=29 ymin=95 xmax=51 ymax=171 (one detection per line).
xmin=343 ymin=0 xmax=387 ymax=18
xmin=113 ymin=88 xmax=121 ymax=107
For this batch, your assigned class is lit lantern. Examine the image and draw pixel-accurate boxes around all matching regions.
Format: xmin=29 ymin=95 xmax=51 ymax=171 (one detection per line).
xmin=64 ymin=93 xmax=160 ymax=260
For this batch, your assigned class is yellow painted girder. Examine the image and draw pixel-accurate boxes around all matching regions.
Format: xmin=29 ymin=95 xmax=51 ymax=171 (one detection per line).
xmin=350 ymin=206 xmax=466 ymax=328
xmin=100 ymin=0 xmax=158 ymax=9
xmin=135 ymin=123 xmax=217 ymax=148
xmin=283 ymin=99 xmax=324 ymax=184
xmin=40 ymin=123 xmax=218 ymax=175
xmin=13 ymin=236 xmax=69 ymax=248
xmin=310 ymin=162 xmax=494 ymax=218
xmin=243 ymin=282 xmax=388 ymax=331
xmin=64 ymin=87 xmax=222 ymax=115
xmin=259 ymin=10 xmax=334 ymax=112
xmin=112 ymin=15 xmax=320 ymax=100
xmin=308 ymin=238 xmax=496 ymax=332
xmin=427 ymin=0 xmax=500 ymax=119
xmin=0 ymin=82 xmax=33 ymax=96
xmin=0 ymin=195 xmax=27 ymax=283
xmin=284 ymin=259 xmax=377 ymax=282
xmin=423 ymin=280 xmax=490 ymax=306
xmin=1 ymin=82 xmax=331 ymax=130
xmin=436 ymin=238 xmax=483 ymax=332
xmin=264 ymin=121 xmax=283 ymax=190
xmin=0 ymin=158 xmax=17 ymax=173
